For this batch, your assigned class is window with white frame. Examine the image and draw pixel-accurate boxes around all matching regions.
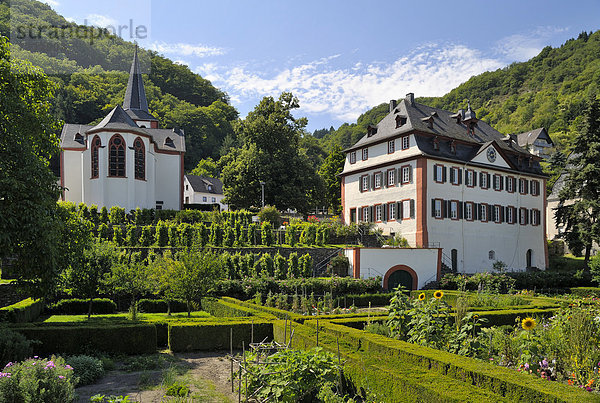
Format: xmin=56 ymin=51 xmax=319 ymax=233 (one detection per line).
xmin=507 ymin=177 xmax=514 ymax=192
xmin=465 ymin=202 xmax=473 ymax=220
xmin=374 ymin=172 xmax=382 ymax=188
xmin=362 ymin=207 xmax=369 ymax=222
xmin=466 ymin=170 xmax=474 ymax=187
xmin=531 ymin=180 xmax=539 ymax=196
xmin=388 ymin=203 xmax=396 ymax=220
xmin=532 ymin=209 xmax=539 ymax=225
xmin=350 ymin=151 xmax=356 ymax=164
xmin=202 ymin=196 xmax=207 ymax=202
xmin=494 ymin=175 xmax=501 ymax=190
xmin=507 ymin=207 xmax=514 ymax=224
xmin=450 ymin=201 xmax=458 ymax=219
xmin=451 ymin=167 xmax=459 ymax=185
xmin=388 ymin=140 xmax=395 ymax=153
xmin=361 ymin=175 xmax=369 ymax=192
xmin=403 ymin=200 xmax=411 ymax=219
xmin=434 ymin=199 xmax=442 ymax=218
xmin=519 ymin=178 xmax=527 ymax=194
xmin=375 ymin=205 xmax=382 ymax=221
xmin=362 ymin=148 xmax=368 ymax=160
xmin=481 ymin=173 xmax=488 ymax=189
xmin=520 ymin=208 xmax=527 ymax=225
xmin=212 ymin=197 xmax=216 ymax=203
xmin=494 ymin=205 xmax=501 ymax=223
xmin=435 ymin=164 xmax=444 ymax=182
xmin=402 ymin=136 xmax=410 ymax=150
xmin=480 ymin=204 xmax=487 ymax=221
xmin=402 ymin=166 xmax=410 ymax=184
xmin=387 ymin=169 xmax=395 ymax=186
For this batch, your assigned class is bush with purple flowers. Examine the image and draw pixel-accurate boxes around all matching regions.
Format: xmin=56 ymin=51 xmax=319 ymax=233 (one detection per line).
xmin=0 ymin=356 xmax=75 ymax=402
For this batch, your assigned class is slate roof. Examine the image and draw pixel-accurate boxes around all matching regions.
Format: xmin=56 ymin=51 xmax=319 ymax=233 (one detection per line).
xmin=344 ymin=94 xmax=544 ymax=175
xmin=60 ymin=47 xmax=184 ymax=153
xmin=516 ymin=128 xmax=553 ymax=148
xmin=185 ymin=175 xmax=223 ymax=194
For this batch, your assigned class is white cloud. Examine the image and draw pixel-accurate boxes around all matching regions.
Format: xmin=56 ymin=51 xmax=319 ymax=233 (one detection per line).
xmin=42 ymin=0 xmax=59 ymax=7
xmin=84 ymin=14 xmax=118 ymax=28
xmin=149 ymin=42 xmax=226 ymax=58
xmin=495 ymin=26 xmax=568 ymax=61
xmin=198 ymin=43 xmax=504 ymax=122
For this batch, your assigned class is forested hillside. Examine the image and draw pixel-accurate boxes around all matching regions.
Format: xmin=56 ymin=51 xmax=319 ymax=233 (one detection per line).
xmin=320 ymin=30 xmax=600 ymax=154
xmin=0 ymin=0 xmax=237 ymax=171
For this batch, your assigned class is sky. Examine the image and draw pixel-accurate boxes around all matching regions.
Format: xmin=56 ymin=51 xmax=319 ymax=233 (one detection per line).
xmin=44 ymin=0 xmax=600 ymax=132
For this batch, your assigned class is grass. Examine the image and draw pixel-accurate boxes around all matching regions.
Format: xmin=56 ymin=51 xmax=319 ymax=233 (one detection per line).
xmin=0 ymin=279 xmax=15 ymax=285
xmin=42 ymin=310 xmax=212 ymax=324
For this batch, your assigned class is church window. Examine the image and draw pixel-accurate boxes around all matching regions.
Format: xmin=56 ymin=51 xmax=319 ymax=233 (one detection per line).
xmin=108 ymin=134 xmax=126 ymax=177
xmin=91 ymin=135 xmax=101 ymax=179
xmin=134 ymin=137 xmax=145 ymax=180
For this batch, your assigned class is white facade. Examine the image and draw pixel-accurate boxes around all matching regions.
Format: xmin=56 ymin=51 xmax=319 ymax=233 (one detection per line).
xmin=341 ymin=94 xmax=549 ymax=273
xmin=344 ymin=247 xmax=440 ymax=290
xmin=183 ymin=175 xmax=227 ymax=211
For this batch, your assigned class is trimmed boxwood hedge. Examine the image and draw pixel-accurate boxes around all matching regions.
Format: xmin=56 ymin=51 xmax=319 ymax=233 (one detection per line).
xmin=138 ymin=299 xmax=188 ymax=313
xmin=570 ymin=287 xmax=600 ymax=298
xmin=296 ymin=320 xmax=595 ymax=402
xmin=334 ymin=293 xmax=394 ymax=308
xmin=10 ymin=323 xmax=157 ymax=355
xmin=202 ymin=298 xmax=256 ymax=317
xmin=0 ymin=298 xmax=44 ymax=323
xmin=48 ymin=298 xmax=116 ymax=315
xmin=169 ymin=321 xmax=273 ymax=352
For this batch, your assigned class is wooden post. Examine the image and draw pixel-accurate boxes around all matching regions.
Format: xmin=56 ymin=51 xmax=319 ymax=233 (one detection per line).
xmin=230 ymin=328 xmax=234 ymax=393
xmin=284 ymin=318 xmax=287 ymax=345
xmin=251 ymin=320 xmax=254 ymax=344
xmin=316 ymin=319 xmax=319 ymax=347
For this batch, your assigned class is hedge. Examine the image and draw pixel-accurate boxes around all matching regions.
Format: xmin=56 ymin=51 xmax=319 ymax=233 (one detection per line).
xmin=334 ymin=293 xmax=394 ymax=308
xmin=169 ymin=321 xmax=273 ymax=352
xmin=201 ymin=298 xmax=256 ymax=318
xmin=297 ymin=320 xmax=595 ymax=402
xmin=570 ymin=287 xmax=600 ymax=298
xmin=48 ymin=298 xmax=116 ymax=315
xmin=0 ymin=298 xmax=44 ymax=323
xmin=138 ymin=299 xmax=188 ymax=313
xmin=11 ymin=324 xmax=157 ymax=355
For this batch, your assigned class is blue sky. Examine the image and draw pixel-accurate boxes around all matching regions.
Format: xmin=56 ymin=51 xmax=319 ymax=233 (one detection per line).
xmin=45 ymin=0 xmax=600 ymax=132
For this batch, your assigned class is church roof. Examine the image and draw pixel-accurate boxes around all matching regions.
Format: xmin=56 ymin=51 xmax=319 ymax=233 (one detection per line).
xmin=344 ymin=94 xmax=544 ymax=175
xmin=122 ymin=45 xmax=156 ymax=121
xmin=90 ymin=105 xmax=140 ymax=132
xmin=185 ymin=175 xmax=223 ymax=194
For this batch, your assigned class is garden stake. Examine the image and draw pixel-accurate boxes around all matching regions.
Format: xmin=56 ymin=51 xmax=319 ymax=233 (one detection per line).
xmin=316 ymin=318 xmax=319 ymax=347
xmin=284 ymin=318 xmax=287 ymax=345
xmin=238 ymin=358 xmax=242 ymax=403
xmin=251 ymin=320 xmax=254 ymax=344
xmin=230 ymin=328 xmax=234 ymax=393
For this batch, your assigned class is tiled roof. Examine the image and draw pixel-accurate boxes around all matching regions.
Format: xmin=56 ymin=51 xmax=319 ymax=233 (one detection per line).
xmin=516 ymin=128 xmax=553 ymax=148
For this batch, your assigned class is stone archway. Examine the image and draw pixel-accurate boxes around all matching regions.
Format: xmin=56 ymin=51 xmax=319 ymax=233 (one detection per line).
xmin=383 ymin=265 xmax=418 ymax=291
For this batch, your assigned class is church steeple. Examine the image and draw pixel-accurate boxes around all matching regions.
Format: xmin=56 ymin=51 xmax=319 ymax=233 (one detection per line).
xmin=123 ymin=45 xmax=157 ymax=126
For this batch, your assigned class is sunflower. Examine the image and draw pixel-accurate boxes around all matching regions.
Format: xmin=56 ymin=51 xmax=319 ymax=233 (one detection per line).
xmin=433 ymin=290 xmax=444 ymax=299
xmin=473 ymin=314 xmax=479 ymax=320
xmin=418 ymin=293 xmax=426 ymax=301
xmin=521 ymin=317 xmax=536 ymax=331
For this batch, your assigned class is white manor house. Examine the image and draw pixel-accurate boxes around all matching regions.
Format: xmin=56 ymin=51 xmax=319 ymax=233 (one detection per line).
xmin=340 ymin=94 xmax=548 ymax=273
xmin=59 ymin=47 xmax=185 ymax=211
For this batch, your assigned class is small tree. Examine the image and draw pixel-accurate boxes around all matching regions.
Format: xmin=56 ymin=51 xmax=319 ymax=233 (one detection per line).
xmin=112 ymin=225 xmax=124 ymax=246
xmin=168 ymin=224 xmax=180 ymax=247
xmin=285 ymin=225 xmax=298 ymax=246
xmin=99 ymin=206 xmax=109 ymax=224
xmin=299 ymin=224 xmax=317 ymax=245
xmin=126 ymin=225 xmax=139 ymax=246
xmin=258 ymin=205 xmax=281 ymax=228
xmin=259 ymin=253 xmax=274 ymax=277
xmin=171 ymin=248 xmax=225 ymax=316
xmin=274 ymin=252 xmax=287 ymax=280
xmin=288 ymin=252 xmax=300 ymax=278
xmin=179 ymin=223 xmax=195 ymax=248
xmin=209 ymin=222 xmax=223 ymax=246
xmin=139 ymin=225 xmax=153 ymax=247
xmin=248 ymin=223 xmax=258 ymax=245
xmin=109 ymin=206 xmax=126 ymax=224
xmin=65 ymin=240 xmax=119 ymax=318
xmin=97 ymin=223 xmax=110 ymax=241
xmin=89 ymin=205 xmax=99 ymax=226
xmin=224 ymin=226 xmax=235 ymax=247
xmin=104 ymin=252 xmax=152 ymax=314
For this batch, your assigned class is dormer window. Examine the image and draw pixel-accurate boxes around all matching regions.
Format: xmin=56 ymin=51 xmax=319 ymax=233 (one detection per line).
xmin=208 ymin=184 xmax=213 ymax=191
xmin=395 ymin=115 xmax=407 ymax=128
xmin=468 ymin=122 xmax=476 ymax=136
xmin=367 ymin=125 xmax=377 ymax=137
xmin=164 ymin=137 xmax=175 ymax=148
xmin=421 ymin=116 xmax=434 ymax=129
xmin=74 ymin=132 xmax=84 ymax=144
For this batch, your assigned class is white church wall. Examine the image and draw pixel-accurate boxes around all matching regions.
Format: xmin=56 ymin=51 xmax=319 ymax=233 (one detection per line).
xmin=155 ymin=152 xmax=181 ymax=210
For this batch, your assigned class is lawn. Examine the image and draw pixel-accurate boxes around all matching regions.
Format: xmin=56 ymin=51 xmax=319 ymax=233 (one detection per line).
xmin=548 ymin=253 xmax=587 ymax=271
xmin=42 ymin=311 xmax=212 ymax=324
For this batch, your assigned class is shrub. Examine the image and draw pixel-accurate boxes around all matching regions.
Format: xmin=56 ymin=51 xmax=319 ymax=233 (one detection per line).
xmin=261 ymin=222 xmax=273 ymax=246
xmin=300 ymin=223 xmax=317 ymax=245
xmin=66 ymin=355 xmax=104 ymax=386
xmin=139 ymin=226 xmax=153 ymax=247
xmin=209 ymin=223 xmax=222 ymax=246
xmin=287 ymin=252 xmax=300 ymax=278
xmin=126 ymin=225 xmax=139 ymax=246
xmin=49 ymin=299 xmax=116 ymax=315
xmin=258 ymin=205 xmax=281 ymax=228
xmin=248 ymin=223 xmax=259 ymax=245
xmin=98 ymin=223 xmax=110 ymax=240
xmin=274 ymin=253 xmax=287 ymax=280
xmin=327 ymin=255 xmax=349 ymax=277
xmin=0 ymin=327 xmax=34 ymax=367
xmin=0 ymin=298 xmax=44 ymax=323
xmin=155 ymin=221 xmax=169 ymax=247
xmin=285 ymin=225 xmax=298 ymax=246
xmin=0 ymin=356 xmax=76 ymax=402
xmin=99 ymin=207 xmax=109 ymax=224
xmin=109 ymin=206 xmax=126 ymax=224
xmin=89 ymin=205 xmax=99 ymax=225
xmin=137 ymin=299 xmax=187 ymax=313
xmin=169 ymin=322 xmax=272 ymax=352
xmin=300 ymin=253 xmax=313 ymax=277
xmin=165 ymin=382 xmax=189 ymax=397
xmin=224 ymin=226 xmax=235 ymax=247
xmin=112 ymin=226 xmax=124 ymax=246
xmin=168 ymin=224 xmax=179 ymax=247
xmin=179 ymin=223 xmax=195 ymax=247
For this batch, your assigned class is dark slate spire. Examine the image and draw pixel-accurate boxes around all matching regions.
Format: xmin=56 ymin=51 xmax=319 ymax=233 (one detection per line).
xmin=123 ymin=45 xmax=149 ymax=112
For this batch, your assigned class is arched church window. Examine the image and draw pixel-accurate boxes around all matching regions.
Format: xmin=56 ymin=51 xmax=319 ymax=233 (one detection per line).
xmin=91 ymin=135 xmax=101 ymax=179
xmin=108 ymin=134 xmax=126 ymax=177
xmin=134 ymin=137 xmax=145 ymax=180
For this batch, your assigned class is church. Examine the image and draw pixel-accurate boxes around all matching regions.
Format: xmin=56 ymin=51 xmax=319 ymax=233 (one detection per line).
xmin=59 ymin=47 xmax=185 ymax=211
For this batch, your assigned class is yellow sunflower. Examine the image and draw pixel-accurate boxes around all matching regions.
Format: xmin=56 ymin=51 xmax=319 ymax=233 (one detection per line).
xmin=521 ymin=317 xmax=536 ymax=331
xmin=473 ymin=314 xmax=479 ymax=320
xmin=433 ymin=290 xmax=444 ymax=299
xmin=418 ymin=293 xmax=426 ymax=301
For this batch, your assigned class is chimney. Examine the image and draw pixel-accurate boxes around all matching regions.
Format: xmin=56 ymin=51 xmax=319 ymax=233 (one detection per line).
xmin=405 ymin=93 xmax=414 ymax=106
xmin=389 ymin=99 xmax=397 ymax=113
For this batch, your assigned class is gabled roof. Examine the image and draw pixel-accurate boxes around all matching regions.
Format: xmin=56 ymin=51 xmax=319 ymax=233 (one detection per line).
xmin=516 ymin=128 xmax=553 ymax=148
xmin=185 ymin=175 xmax=223 ymax=194
xmin=344 ymin=94 xmax=544 ymax=175
xmin=89 ymin=105 xmax=141 ymax=132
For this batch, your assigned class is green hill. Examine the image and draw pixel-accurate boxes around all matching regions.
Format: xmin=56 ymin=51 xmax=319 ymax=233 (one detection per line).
xmin=0 ymin=0 xmax=237 ymax=171
xmin=322 ymin=30 xmax=600 ymax=154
